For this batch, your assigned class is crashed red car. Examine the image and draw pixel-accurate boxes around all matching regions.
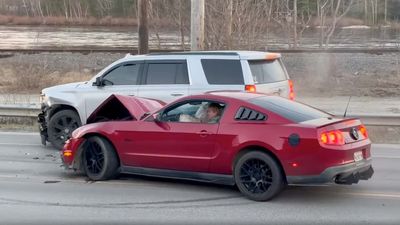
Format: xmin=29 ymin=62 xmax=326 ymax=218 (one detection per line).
xmin=62 ymin=92 xmax=373 ymax=201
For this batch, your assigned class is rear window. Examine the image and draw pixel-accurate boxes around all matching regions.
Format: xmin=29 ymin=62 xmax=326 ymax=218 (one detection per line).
xmin=249 ymin=96 xmax=330 ymax=122
xmin=201 ymin=59 xmax=244 ymax=85
xmin=249 ymin=59 xmax=287 ymax=84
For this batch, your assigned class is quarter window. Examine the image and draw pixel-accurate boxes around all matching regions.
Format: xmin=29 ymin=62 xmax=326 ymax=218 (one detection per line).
xmin=103 ymin=64 xmax=140 ymax=85
xmin=201 ymin=59 xmax=244 ymax=85
xmin=249 ymin=59 xmax=287 ymax=84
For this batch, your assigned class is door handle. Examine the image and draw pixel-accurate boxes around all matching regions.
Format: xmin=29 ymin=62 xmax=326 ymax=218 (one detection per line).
xmin=129 ymin=94 xmax=135 ymax=96
xmin=196 ymin=130 xmax=210 ymax=137
xmin=273 ymin=88 xmax=282 ymax=95
xmin=171 ymin=93 xmax=184 ymax=97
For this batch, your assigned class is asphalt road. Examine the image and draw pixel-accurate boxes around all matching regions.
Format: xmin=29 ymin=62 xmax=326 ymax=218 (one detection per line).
xmin=0 ymin=132 xmax=399 ymax=225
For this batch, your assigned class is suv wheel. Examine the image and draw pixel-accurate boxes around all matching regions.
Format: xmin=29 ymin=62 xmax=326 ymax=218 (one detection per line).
xmin=48 ymin=109 xmax=81 ymax=150
xmin=234 ymin=151 xmax=285 ymax=201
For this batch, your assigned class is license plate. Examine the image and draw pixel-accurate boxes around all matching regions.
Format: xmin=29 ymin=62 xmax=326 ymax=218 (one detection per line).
xmin=354 ymin=151 xmax=363 ymax=162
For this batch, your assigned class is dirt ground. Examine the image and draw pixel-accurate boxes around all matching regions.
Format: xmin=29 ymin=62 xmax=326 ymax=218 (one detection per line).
xmin=0 ymin=51 xmax=399 ymax=98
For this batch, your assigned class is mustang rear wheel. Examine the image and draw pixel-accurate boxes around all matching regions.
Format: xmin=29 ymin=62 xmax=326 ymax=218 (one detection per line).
xmin=83 ymin=136 xmax=119 ymax=181
xmin=234 ymin=151 xmax=285 ymax=201
xmin=48 ymin=109 xmax=81 ymax=150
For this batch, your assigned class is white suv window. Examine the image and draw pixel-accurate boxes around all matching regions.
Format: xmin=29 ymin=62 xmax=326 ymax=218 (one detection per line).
xmin=103 ymin=64 xmax=140 ymax=85
xmin=201 ymin=59 xmax=244 ymax=85
xmin=145 ymin=63 xmax=189 ymax=85
xmin=249 ymin=59 xmax=287 ymax=84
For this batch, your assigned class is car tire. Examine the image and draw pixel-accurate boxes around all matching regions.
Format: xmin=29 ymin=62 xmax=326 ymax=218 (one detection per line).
xmin=82 ymin=136 xmax=120 ymax=181
xmin=234 ymin=151 xmax=285 ymax=201
xmin=48 ymin=109 xmax=82 ymax=150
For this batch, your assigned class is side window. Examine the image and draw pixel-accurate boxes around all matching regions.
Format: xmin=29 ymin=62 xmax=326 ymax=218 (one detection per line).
xmin=201 ymin=59 xmax=244 ymax=85
xmin=103 ymin=64 xmax=140 ymax=85
xmin=145 ymin=62 xmax=189 ymax=85
xmin=160 ymin=101 xmax=225 ymax=123
xmin=235 ymin=107 xmax=267 ymax=121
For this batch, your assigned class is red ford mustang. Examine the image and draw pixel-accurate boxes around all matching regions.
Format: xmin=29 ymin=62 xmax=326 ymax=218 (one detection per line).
xmin=62 ymin=92 xmax=373 ymax=201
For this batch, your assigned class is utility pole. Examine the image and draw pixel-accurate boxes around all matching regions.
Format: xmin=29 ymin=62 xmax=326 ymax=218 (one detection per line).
xmin=190 ymin=0 xmax=205 ymax=50
xmin=293 ymin=0 xmax=298 ymax=48
xmin=384 ymin=0 xmax=387 ymax=24
xmin=138 ymin=0 xmax=149 ymax=54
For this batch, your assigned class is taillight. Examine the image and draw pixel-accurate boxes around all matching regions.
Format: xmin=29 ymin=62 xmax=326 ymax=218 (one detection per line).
xmin=359 ymin=125 xmax=368 ymax=138
xmin=288 ymin=79 xmax=295 ymax=100
xmin=245 ymin=85 xmax=256 ymax=93
xmin=320 ymin=130 xmax=345 ymax=145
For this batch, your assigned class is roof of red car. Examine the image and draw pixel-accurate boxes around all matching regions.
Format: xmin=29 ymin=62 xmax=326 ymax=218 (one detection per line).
xmin=194 ymin=91 xmax=268 ymax=101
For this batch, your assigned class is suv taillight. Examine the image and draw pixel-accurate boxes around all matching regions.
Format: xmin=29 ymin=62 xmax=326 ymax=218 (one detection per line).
xmin=289 ymin=80 xmax=295 ymax=100
xmin=245 ymin=85 xmax=256 ymax=93
xmin=320 ymin=130 xmax=345 ymax=146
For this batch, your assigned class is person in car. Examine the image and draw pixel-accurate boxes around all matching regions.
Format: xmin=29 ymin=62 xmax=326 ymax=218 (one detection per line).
xmin=179 ymin=103 xmax=222 ymax=123
xmin=202 ymin=103 xmax=222 ymax=123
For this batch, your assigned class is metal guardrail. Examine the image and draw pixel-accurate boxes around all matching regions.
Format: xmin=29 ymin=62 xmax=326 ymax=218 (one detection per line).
xmin=0 ymin=106 xmax=399 ymax=126
xmin=0 ymin=105 xmax=40 ymax=118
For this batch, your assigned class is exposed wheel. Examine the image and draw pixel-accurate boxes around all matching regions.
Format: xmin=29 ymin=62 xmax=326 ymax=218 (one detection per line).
xmin=48 ymin=109 xmax=81 ymax=150
xmin=234 ymin=151 xmax=285 ymax=201
xmin=82 ymin=136 xmax=119 ymax=181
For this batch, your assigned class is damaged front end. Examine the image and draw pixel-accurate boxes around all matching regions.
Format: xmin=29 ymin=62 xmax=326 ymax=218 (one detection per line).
xmin=38 ymin=103 xmax=50 ymax=146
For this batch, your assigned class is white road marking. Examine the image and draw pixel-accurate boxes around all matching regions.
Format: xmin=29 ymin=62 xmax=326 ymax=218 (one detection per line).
xmin=0 ymin=132 xmax=38 ymax=135
xmin=0 ymin=143 xmax=42 ymax=147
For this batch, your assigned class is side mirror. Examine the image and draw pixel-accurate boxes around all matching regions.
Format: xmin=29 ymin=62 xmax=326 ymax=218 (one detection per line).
xmin=92 ymin=77 xmax=104 ymax=86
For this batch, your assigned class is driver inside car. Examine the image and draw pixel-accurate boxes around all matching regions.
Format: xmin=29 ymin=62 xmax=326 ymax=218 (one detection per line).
xmin=179 ymin=103 xmax=223 ymax=123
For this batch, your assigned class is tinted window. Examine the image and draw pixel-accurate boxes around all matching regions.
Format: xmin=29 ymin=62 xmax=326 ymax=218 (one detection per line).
xmin=103 ymin=64 xmax=140 ymax=85
xmin=249 ymin=59 xmax=287 ymax=84
xmin=146 ymin=63 xmax=189 ymax=84
xmin=201 ymin=59 xmax=244 ymax=85
xmin=249 ymin=96 xmax=330 ymax=123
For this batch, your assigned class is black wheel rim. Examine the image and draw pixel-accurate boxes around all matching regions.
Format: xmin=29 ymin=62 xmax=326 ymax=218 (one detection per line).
xmin=239 ymin=159 xmax=273 ymax=194
xmin=51 ymin=115 xmax=80 ymax=143
xmin=84 ymin=140 xmax=105 ymax=175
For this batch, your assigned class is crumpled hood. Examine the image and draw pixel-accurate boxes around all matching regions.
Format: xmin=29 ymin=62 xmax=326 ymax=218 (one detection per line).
xmin=87 ymin=94 xmax=165 ymax=124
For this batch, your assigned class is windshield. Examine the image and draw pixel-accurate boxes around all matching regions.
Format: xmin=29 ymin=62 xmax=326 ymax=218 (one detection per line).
xmin=249 ymin=59 xmax=287 ymax=84
xmin=249 ymin=96 xmax=331 ymax=122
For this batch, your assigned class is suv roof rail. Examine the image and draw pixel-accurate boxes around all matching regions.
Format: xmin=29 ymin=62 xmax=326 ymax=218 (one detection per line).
xmin=147 ymin=51 xmax=240 ymax=56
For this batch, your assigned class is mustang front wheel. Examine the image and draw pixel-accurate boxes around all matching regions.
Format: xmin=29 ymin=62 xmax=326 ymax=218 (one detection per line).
xmin=83 ymin=136 xmax=119 ymax=181
xmin=234 ymin=151 xmax=285 ymax=201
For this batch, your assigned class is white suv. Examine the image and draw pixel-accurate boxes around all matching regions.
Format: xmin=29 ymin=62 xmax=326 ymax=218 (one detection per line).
xmin=38 ymin=51 xmax=294 ymax=149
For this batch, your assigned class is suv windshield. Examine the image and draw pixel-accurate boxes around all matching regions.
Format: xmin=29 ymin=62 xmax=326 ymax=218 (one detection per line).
xmin=249 ymin=59 xmax=287 ymax=84
xmin=249 ymin=96 xmax=330 ymax=122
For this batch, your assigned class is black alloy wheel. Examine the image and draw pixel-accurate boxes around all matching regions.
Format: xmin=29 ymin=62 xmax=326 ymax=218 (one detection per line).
xmin=234 ymin=151 xmax=285 ymax=201
xmin=47 ymin=109 xmax=81 ymax=150
xmin=82 ymin=136 xmax=119 ymax=181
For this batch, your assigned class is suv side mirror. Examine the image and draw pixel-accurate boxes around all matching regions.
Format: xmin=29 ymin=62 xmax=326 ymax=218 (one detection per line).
xmin=92 ymin=77 xmax=104 ymax=86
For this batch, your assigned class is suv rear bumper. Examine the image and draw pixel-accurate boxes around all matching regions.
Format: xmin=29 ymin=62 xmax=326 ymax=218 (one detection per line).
xmin=287 ymin=158 xmax=373 ymax=185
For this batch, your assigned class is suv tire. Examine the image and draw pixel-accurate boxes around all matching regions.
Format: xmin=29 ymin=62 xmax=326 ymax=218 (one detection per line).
xmin=48 ymin=109 xmax=81 ymax=150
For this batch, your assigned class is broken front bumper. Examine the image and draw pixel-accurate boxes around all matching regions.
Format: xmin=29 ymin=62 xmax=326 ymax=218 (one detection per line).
xmin=38 ymin=103 xmax=50 ymax=146
xmin=287 ymin=158 xmax=374 ymax=185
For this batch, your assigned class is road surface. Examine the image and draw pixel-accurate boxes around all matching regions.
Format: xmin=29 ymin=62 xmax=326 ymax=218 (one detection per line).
xmin=0 ymin=132 xmax=399 ymax=225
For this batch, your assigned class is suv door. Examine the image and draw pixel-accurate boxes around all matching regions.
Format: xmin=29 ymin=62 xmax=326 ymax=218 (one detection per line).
xmin=84 ymin=62 xmax=142 ymax=120
xmin=138 ymin=60 xmax=190 ymax=102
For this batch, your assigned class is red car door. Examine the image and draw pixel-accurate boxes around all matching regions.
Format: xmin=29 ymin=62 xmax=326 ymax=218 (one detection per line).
xmin=121 ymin=121 xmax=219 ymax=172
